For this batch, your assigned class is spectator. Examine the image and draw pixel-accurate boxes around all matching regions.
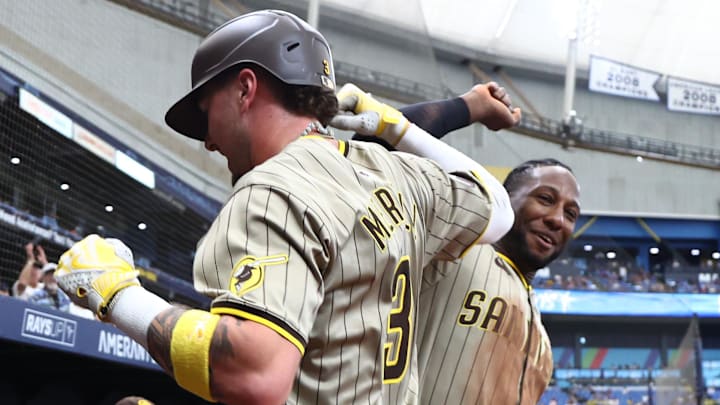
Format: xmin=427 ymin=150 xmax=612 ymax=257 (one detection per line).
xmin=10 ymin=241 xmax=95 ymax=318
xmin=12 ymin=242 xmax=46 ymax=299
xmin=0 ymin=281 xmax=9 ymax=296
xmin=27 ymin=263 xmax=71 ymax=312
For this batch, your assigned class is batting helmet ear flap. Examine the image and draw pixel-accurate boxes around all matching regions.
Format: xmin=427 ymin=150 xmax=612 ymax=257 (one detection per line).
xmin=165 ymin=9 xmax=335 ymax=141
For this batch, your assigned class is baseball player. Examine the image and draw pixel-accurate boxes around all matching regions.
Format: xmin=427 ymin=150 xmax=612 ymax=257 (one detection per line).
xmin=53 ymin=9 xmax=520 ymax=405
xmin=334 ymin=86 xmax=581 ymax=404
xmin=416 ymin=158 xmax=580 ymax=405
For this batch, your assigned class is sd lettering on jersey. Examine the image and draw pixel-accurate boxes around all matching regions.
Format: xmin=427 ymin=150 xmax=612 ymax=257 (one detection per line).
xmin=97 ymin=330 xmax=156 ymax=364
xmin=457 ymin=290 xmax=530 ymax=353
xmin=21 ymin=308 xmax=77 ymax=347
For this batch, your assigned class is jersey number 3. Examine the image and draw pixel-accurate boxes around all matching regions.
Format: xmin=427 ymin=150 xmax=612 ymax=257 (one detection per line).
xmin=383 ymin=257 xmax=413 ymax=384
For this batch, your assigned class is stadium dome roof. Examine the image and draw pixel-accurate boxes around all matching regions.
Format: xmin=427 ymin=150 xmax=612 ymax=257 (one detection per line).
xmin=322 ymin=0 xmax=718 ymax=84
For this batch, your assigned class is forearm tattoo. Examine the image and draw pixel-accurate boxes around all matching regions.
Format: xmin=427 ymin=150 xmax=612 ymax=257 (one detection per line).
xmin=209 ymin=316 xmax=243 ymax=402
xmin=146 ymin=306 xmax=186 ymax=375
xmin=210 ymin=316 xmax=243 ymax=364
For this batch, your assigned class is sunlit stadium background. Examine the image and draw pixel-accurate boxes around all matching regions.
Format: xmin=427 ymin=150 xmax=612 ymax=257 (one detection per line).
xmin=0 ymin=1 xmax=719 ymax=404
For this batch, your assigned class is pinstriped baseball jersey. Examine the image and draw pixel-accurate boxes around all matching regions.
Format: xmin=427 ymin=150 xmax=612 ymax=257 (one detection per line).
xmin=417 ymin=245 xmax=553 ymax=405
xmin=191 ymin=137 xmax=497 ymax=404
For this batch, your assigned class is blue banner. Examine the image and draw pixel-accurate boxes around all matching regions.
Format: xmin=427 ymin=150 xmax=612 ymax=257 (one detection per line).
xmin=0 ymin=296 xmax=162 ymax=371
xmin=535 ymin=289 xmax=720 ymax=317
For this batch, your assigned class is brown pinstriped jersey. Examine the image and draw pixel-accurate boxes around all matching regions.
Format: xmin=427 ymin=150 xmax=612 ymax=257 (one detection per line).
xmin=417 ymin=245 xmax=553 ymax=405
xmin=191 ymin=137 xmax=496 ymax=404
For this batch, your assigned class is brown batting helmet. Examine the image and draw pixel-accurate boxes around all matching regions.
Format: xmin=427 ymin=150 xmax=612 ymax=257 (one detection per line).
xmin=165 ymin=9 xmax=336 ymax=140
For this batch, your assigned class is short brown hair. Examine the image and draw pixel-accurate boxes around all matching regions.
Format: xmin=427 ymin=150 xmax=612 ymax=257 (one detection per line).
xmin=210 ymin=64 xmax=338 ymax=126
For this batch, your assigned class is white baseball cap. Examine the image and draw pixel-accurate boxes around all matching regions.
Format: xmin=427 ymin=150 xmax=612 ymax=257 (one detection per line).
xmin=41 ymin=263 xmax=57 ymax=275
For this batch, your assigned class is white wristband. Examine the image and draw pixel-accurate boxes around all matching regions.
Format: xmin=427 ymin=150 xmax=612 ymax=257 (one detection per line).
xmin=108 ymin=286 xmax=172 ymax=348
xmin=395 ymin=124 xmax=514 ymax=243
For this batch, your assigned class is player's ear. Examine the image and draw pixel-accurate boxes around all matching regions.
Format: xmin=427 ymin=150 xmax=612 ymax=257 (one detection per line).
xmin=235 ymin=68 xmax=258 ymax=112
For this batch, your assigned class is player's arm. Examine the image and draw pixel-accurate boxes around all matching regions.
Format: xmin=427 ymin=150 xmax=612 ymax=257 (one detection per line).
xmin=15 ymin=243 xmax=39 ymax=295
xmin=355 ymin=82 xmax=517 ymax=143
xmin=54 ymin=235 xmax=299 ymax=405
xmin=15 ymin=260 xmax=36 ymax=296
xmin=332 ymin=84 xmax=518 ymax=243
xmin=147 ymin=306 xmax=299 ymax=404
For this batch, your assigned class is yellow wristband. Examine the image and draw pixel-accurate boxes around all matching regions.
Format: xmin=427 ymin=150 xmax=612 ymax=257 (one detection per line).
xmin=170 ymin=310 xmax=221 ymax=402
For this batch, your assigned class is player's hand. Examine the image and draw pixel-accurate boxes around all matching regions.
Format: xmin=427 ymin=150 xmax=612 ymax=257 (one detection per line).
xmin=330 ymin=83 xmax=410 ymax=146
xmin=461 ymin=82 xmax=522 ymax=131
xmin=55 ymin=234 xmax=140 ymax=320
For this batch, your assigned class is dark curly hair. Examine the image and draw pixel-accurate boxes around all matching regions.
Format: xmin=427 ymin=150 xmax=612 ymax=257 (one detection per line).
xmin=503 ymin=158 xmax=573 ymax=195
xmin=272 ymin=82 xmax=338 ymax=127
xmin=210 ymin=64 xmax=338 ymax=126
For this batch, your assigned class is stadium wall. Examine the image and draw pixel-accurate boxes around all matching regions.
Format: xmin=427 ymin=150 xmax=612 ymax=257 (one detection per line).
xmin=1 ymin=0 xmax=717 ymax=217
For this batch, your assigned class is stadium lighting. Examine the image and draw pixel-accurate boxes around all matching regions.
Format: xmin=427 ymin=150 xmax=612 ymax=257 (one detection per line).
xmin=583 ymin=244 xmax=592 ymax=252
xmin=712 ymin=252 xmax=720 ymax=260
xmin=60 ymin=183 xmax=70 ymax=191
xmin=690 ymin=249 xmax=701 ymax=256
xmin=137 ymin=222 xmax=147 ymax=231
xmin=578 ymin=336 xmax=586 ymax=345
xmin=10 ymin=156 xmax=20 ymax=165
xmin=606 ymin=251 xmax=616 ymax=259
xmin=649 ymin=247 xmax=660 ymax=255
xmin=636 ymin=156 xmax=643 ymax=162
xmin=105 ymin=205 xmax=114 ymax=213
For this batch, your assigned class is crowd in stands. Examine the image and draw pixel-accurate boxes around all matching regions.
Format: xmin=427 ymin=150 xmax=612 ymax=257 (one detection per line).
xmin=539 ymin=384 xmax=720 ymax=405
xmin=7 ymin=239 xmax=720 ymax=316
xmin=6 ymin=190 xmax=720 ymax=297
xmin=3 ymin=238 xmax=205 ymax=318
xmin=6 ymin=241 xmax=95 ymax=319
xmin=533 ymin=256 xmax=720 ymax=294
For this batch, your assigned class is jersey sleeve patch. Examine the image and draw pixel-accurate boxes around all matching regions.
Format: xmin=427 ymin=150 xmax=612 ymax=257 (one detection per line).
xmin=228 ymin=254 xmax=289 ymax=297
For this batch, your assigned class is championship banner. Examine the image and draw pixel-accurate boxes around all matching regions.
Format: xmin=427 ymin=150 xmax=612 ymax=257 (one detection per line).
xmin=667 ymin=76 xmax=720 ymax=115
xmin=588 ymin=55 xmax=660 ymax=101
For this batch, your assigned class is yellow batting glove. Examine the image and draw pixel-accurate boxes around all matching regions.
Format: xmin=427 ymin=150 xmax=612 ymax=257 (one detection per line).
xmin=331 ymin=83 xmax=410 ymax=146
xmin=55 ymin=234 xmax=140 ymax=320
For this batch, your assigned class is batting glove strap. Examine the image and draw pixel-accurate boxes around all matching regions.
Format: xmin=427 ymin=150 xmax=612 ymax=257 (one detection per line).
xmin=89 ymin=270 xmax=141 ymax=318
xmin=333 ymin=83 xmax=410 ymax=146
xmin=353 ymin=88 xmax=409 ymax=145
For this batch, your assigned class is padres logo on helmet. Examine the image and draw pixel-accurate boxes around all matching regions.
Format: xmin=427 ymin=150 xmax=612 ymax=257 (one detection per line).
xmin=230 ymin=255 xmax=288 ymax=296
